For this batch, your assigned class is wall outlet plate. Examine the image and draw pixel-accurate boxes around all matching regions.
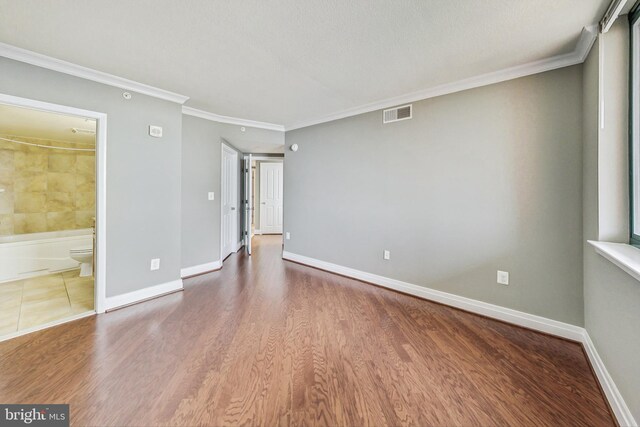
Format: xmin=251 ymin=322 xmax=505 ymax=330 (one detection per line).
xmin=149 ymin=125 xmax=163 ymax=138
xmin=285 ymin=232 xmax=291 ymax=240
xmin=383 ymin=250 xmax=390 ymax=260
xmin=150 ymin=258 xmax=160 ymax=271
xmin=497 ymin=270 xmax=509 ymax=285
xmin=208 ymin=192 xmax=215 ymax=200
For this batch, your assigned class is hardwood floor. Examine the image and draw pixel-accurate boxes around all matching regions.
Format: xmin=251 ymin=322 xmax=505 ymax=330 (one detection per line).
xmin=0 ymin=235 xmax=614 ymax=426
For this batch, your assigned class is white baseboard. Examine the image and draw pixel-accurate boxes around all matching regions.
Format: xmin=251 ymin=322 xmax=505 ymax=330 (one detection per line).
xmin=282 ymin=250 xmax=636 ymax=426
xmin=254 ymin=229 xmax=262 ymax=235
xmin=282 ymin=251 xmax=583 ymax=341
xmin=105 ymin=279 xmax=183 ymax=311
xmin=582 ymin=331 xmax=637 ymax=427
xmin=181 ymin=260 xmax=222 ymax=278
xmin=233 ymin=240 xmax=244 ymax=252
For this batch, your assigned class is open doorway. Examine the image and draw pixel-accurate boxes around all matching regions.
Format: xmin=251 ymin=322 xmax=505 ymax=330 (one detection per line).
xmin=243 ymin=156 xmax=283 ymax=255
xmin=0 ymin=95 xmax=106 ymax=340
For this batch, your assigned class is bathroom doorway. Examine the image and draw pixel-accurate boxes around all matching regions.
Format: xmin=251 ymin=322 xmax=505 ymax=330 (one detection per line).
xmin=0 ymin=94 xmax=106 ymax=340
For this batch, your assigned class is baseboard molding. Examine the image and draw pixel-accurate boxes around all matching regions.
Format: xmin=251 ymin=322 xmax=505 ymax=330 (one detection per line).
xmin=105 ymin=279 xmax=183 ymax=311
xmin=582 ymin=332 xmax=638 ymax=427
xmin=282 ymin=250 xmax=637 ymax=426
xmin=181 ymin=261 xmax=222 ymax=278
xmin=254 ymin=229 xmax=262 ymax=235
xmin=282 ymin=251 xmax=584 ymax=341
xmin=233 ymin=241 xmax=244 ymax=252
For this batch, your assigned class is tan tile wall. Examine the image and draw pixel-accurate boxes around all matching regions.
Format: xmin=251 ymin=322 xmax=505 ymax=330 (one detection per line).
xmin=0 ymin=136 xmax=95 ymax=235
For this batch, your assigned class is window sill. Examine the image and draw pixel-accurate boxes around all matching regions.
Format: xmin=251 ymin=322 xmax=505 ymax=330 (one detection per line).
xmin=588 ymin=240 xmax=640 ymax=283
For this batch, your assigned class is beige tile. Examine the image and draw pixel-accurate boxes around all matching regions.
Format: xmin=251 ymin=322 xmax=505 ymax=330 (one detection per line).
xmin=0 ymin=282 xmax=23 ymax=310
xmin=0 ymin=306 xmax=20 ymax=335
xmin=15 ymin=152 xmax=47 ymax=172
xmin=19 ymin=296 xmax=72 ymax=330
xmin=75 ymin=192 xmax=95 ymax=211
xmin=0 ymin=214 xmax=13 ymax=235
xmin=75 ymin=211 xmax=95 ymax=228
xmin=14 ymin=192 xmax=46 ymax=213
xmin=0 ymin=190 xmax=14 ymax=214
xmin=47 ymin=172 xmax=75 ymax=192
xmin=0 ymin=168 xmax=13 ymax=192
xmin=14 ymin=213 xmax=47 ymax=234
xmin=22 ymin=275 xmax=67 ymax=303
xmin=47 ymin=211 xmax=76 ymax=231
xmin=76 ymin=174 xmax=95 ymax=192
xmin=61 ymin=269 xmax=80 ymax=279
xmin=15 ymin=171 xmax=47 ymax=192
xmin=47 ymin=192 xmax=75 ymax=212
xmin=76 ymin=156 xmax=95 ymax=175
xmin=0 ymin=149 xmax=14 ymax=172
xmin=71 ymin=300 xmax=94 ymax=315
xmin=48 ymin=154 xmax=77 ymax=173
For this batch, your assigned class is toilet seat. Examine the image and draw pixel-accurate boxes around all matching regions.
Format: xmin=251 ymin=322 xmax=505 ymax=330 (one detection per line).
xmin=70 ymin=246 xmax=92 ymax=254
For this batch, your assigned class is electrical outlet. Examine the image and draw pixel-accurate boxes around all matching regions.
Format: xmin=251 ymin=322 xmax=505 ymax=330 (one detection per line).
xmin=497 ymin=270 xmax=509 ymax=285
xmin=150 ymin=258 xmax=160 ymax=271
xmin=383 ymin=250 xmax=390 ymax=260
xmin=208 ymin=192 xmax=215 ymax=201
xmin=149 ymin=125 xmax=163 ymax=138
xmin=285 ymin=232 xmax=291 ymax=240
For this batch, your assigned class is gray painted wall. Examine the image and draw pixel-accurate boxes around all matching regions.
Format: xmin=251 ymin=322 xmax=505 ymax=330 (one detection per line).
xmin=583 ymin=21 xmax=640 ymax=422
xmin=181 ymin=115 xmax=245 ymax=268
xmin=284 ymin=65 xmax=584 ymax=325
xmin=0 ymin=57 xmax=182 ymax=298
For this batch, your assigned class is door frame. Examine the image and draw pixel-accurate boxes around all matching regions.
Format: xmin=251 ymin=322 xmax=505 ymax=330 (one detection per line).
xmin=220 ymin=141 xmax=239 ymax=262
xmin=0 ymin=93 xmax=108 ymax=314
xmin=258 ymin=160 xmax=284 ymax=234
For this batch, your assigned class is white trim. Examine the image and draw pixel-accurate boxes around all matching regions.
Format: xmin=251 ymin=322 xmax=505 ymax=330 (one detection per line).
xmin=254 ymin=229 xmax=262 ymax=235
xmin=220 ymin=142 xmax=240 ymax=263
xmin=282 ymin=250 xmax=636 ymax=426
xmin=285 ymin=26 xmax=598 ymax=131
xmin=233 ymin=240 xmax=244 ymax=252
xmin=0 ymin=42 xmax=189 ymax=104
xmin=105 ymin=279 xmax=183 ymax=311
xmin=589 ymin=241 xmax=640 ymax=283
xmin=582 ymin=331 xmax=638 ymax=427
xmin=0 ymin=93 xmax=108 ymax=314
xmin=0 ymin=311 xmax=95 ymax=343
xmin=182 ymin=106 xmax=285 ymax=132
xmin=180 ymin=260 xmax=222 ymax=278
xmin=282 ymin=251 xmax=584 ymax=341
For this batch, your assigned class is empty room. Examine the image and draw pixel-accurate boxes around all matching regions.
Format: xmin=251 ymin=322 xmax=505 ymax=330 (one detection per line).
xmin=0 ymin=1 xmax=638 ymax=426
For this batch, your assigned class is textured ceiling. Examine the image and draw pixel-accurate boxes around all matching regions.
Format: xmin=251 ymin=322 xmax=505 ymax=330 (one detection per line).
xmin=0 ymin=0 xmax=607 ymax=130
xmin=0 ymin=104 xmax=96 ymax=144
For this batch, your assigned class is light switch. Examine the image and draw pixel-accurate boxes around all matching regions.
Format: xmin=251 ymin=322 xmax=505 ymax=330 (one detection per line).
xmin=497 ymin=270 xmax=509 ymax=285
xmin=383 ymin=250 xmax=390 ymax=260
xmin=208 ymin=192 xmax=215 ymax=201
xmin=150 ymin=258 xmax=160 ymax=271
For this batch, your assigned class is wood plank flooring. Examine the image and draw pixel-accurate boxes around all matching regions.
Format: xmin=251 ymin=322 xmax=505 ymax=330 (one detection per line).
xmin=0 ymin=235 xmax=614 ymax=426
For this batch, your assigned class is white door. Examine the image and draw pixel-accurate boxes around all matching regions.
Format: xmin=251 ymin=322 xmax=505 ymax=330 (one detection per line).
xmin=243 ymin=154 xmax=253 ymax=255
xmin=221 ymin=145 xmax=238 ymax=260
xmin=260 ymin=162 xmax=283 ymax=234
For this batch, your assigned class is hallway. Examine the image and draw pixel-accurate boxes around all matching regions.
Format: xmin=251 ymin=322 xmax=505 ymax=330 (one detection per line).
xmin=0 ymin=235 xmax=614 ymax=426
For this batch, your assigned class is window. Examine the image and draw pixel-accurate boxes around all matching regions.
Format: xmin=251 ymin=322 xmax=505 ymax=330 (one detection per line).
xmin=630 ymin=7 xmax=640 ymax=245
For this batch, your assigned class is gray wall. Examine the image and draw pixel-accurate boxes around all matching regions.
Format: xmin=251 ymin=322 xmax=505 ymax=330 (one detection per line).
xmin=583 ymin=20 xmax=640 ymax=422
xmin=284 ymin=65 xmax=584 ymax=325
xmin=0 ymin=57 xmax=182 ymax=298
xmin=181 ymin=116 xmax=244 ymax=268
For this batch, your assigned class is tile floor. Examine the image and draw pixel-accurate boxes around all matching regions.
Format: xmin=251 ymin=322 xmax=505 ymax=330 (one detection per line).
xmin=0 ymin=269 xmax=94 ymax=336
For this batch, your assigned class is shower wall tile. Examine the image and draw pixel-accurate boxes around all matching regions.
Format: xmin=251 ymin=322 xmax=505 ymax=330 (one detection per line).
xmin=47 ymin=172 xmax=76 ymax=193
xmin=15 ymin=192 xmax=46 ymax=214
xmin=75 ymin=211 xmax=94 ymax=229
xmin=15 ymin=152 xmax=47 ymax=172
xmin=14 ymin=213 xmax=47 ymax=234
xmin=46 ymin=212 xmax=75 ymax=231
xmin=48 ymin=154 xmax=76 ymax=173
xmin=0 ymin=135 xmax=95 ymax=235
xmin=47 ymin=192 xmax=74 ymax=212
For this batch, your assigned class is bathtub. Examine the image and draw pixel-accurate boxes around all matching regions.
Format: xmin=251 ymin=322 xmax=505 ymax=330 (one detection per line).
xmin=0 ymin=228 xmax=93 ymax=283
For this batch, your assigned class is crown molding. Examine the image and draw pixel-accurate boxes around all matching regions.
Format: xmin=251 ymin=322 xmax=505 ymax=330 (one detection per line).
xmin=182 ymin=106 xmax=285 ymax=132
xmin=0 ymin=42 xmax=190 ymax=104
xmin=285 ymin=26 xmax=598 ymax=131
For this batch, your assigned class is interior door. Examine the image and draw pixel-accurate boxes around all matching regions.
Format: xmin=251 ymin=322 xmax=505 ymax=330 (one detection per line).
xmin=221 ymin=146 xmax=237 ymax=260
xmin=259 ymin=162 xmax=283 ymax=234
xmin=243 ymin=154 xmax=253 ymax=255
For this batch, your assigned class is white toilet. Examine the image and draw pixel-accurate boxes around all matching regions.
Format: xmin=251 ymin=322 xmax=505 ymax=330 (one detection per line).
xmin=70 ymin=246 xmax=93 ymax=277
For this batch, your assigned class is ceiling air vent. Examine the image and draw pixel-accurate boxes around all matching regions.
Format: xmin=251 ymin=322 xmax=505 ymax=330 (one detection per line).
xmin=383 ymin=104 xmax=412 ymax=124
